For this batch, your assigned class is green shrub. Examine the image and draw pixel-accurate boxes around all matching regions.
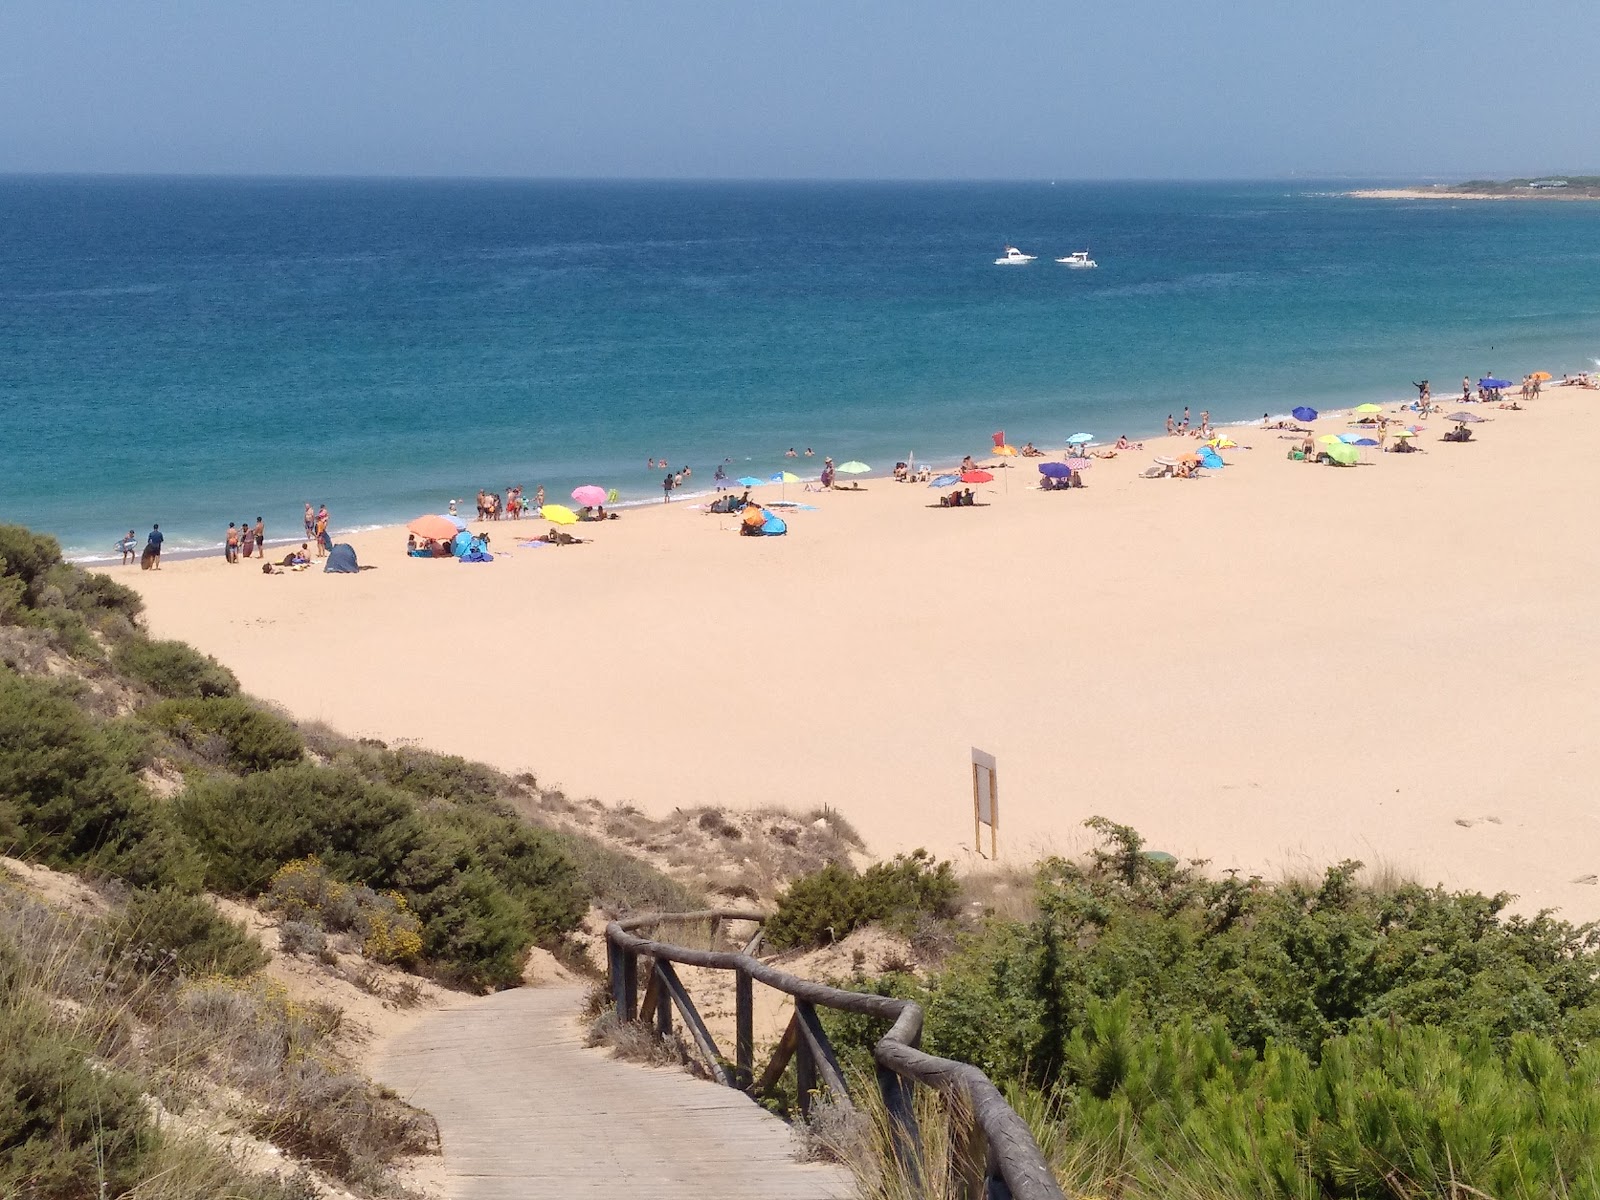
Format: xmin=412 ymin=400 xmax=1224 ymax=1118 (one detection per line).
xmin=426 ymin=803 xmax=585 ymax=939
xmin=0 ymin=994 xmax=156 ymax=1198
xmin=112 ymin=636 xmax=238 ymax=699
xmin=1041 ymin=1001 xmax=1600 ymax=1200
xmin=173 ymin=765 xmax=423 ymax=896
xmin=0 ymin=668 xmax=198 ymax=888
xmin=147 ymin=697 xmax=304 ymax=772
xmin=175 ymin=766 xmax=583 ymax=988
xmin=0 ymin=524 xmax=65 ymax=595
xmin=765 ymin=850 xmax=960 ymax=950
xmin=339 ymin=744 xmax=506 ymax=804
xmin=106 ymin=888 xmax=268 ymax=979
xmin=916 ymin=819 xmax=1600 ymax=1091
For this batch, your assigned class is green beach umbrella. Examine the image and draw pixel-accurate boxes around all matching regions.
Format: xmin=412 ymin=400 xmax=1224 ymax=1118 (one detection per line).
xmin=1325 ymin=443 xmax=1359 ymax=466
xmin=836 ymin=461 xmax=870 ymax=474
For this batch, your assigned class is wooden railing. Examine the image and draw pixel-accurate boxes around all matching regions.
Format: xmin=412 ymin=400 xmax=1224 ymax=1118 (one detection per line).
xmin=606 ymin=910 xmax=1065 ymax=1200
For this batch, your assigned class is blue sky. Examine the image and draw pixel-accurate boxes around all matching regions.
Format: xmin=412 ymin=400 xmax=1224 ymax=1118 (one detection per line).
xmin=2 ymin=0 xmax=1595 ymax=179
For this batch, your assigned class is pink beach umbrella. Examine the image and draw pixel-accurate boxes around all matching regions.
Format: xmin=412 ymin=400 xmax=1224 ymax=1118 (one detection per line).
xmin=571 ymin=485 xmax=607 ymax=508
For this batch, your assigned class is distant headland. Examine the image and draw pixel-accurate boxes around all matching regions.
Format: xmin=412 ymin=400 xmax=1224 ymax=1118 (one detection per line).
xmin=1350 ymin=176 xmax=1600 ymax=201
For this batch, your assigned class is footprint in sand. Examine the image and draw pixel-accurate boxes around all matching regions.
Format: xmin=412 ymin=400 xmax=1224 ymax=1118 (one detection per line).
xmin=1454 ymin=816 xmax=1504 ymax=828
xmin=1574 ymin=875 xmax=1598 ymax=886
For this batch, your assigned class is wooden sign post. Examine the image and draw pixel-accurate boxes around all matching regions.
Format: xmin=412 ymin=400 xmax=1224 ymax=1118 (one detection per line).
xmin=971 ymin=747 xmax=998 ymax=859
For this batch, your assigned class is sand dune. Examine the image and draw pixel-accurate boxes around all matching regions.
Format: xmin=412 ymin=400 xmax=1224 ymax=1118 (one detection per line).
xmin=113 ymin=390 xmax=1600 ymax=919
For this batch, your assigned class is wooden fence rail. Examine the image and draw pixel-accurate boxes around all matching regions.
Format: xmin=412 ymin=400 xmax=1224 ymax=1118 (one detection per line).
xmin=607 ymin=910 xmax=1065 ymax=1200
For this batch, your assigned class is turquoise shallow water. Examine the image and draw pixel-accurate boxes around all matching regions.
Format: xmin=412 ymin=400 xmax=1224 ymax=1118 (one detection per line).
xmin=3 ymin=177 xmax=1598 ymax=558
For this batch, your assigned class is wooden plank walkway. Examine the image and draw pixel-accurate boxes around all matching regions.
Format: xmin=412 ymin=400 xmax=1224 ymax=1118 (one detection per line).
xmin=372 ymin=985 xmax=854 ymax=1200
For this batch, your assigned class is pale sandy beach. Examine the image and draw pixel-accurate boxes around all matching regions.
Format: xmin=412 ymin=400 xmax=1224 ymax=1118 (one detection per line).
xmin=110 ymin=388 xmax=1600 ymax=920
xmin=1349 ymin=188 xmax=1600 ymax=201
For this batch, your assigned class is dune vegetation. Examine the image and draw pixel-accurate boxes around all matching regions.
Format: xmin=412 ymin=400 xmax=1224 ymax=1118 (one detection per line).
xmin=0 ymin=522 xmax=713 ymax=1196
xmin=784 ymin=820 xmax=1600 ymax=1199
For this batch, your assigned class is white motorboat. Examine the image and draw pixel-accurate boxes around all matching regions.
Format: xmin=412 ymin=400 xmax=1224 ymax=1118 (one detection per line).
xmin=1055 ymin=250 xmax=1098 ymax=268
xmin=995 ymin=245 xmax=1036 ymax=265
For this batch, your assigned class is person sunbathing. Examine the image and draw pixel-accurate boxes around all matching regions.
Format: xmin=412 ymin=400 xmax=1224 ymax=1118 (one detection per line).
xmin=960 ymin=455 xmax=976 ymax=472
xmin=539 ymin=528 xmax=587 ymax=545
xmin=1114 ymin=435 xmax=1144 ymax=450
xmin=1020 ymin=442 xmax=1043 ymax=456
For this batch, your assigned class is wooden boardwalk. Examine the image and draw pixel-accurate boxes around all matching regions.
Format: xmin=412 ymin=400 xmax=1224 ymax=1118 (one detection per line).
xmin=373 ymin=985 xmax=854 ymax=1200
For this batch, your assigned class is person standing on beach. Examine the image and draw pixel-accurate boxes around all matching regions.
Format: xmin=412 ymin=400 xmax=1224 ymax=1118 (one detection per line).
xmin=1166 ymin=414 xmax=1176 ymax=435
xmin=662 ymin=472 xmax=674 ymax=502
xmin=304 ymin=502 xmax=315 ymax=543
xmin=253 ymin=517 xmax=265 ymax=557
xmin=534 ymin=484 xmax=545 ymax=512
xmin=144 ymin=524 xmax=163 ymax=570
xmin=116 ymin=530 xmax=137 ymax=565
xmin=314 ymin=510 xmax=329 ymax=557
xmin=240 ymin=520 xmax=255 ymax=560
xmin=225 ymin=523 xmax=239 ymax=563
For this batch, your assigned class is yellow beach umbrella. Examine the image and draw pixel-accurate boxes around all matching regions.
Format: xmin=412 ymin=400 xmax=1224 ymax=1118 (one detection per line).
xmin=1205 ymin=436 xmax=1238 ymax=449
xmin=994 ymin=444 xmax=1018 ymax=457
xmin=778 ymin=471 xmax=801 ymax=483
xmin=1531 ymin=371 xmax=1552 ymax=381
xmin=1318 ymin=434 xmax=1344 ymax=445
xmin=541 ymin=504 xmax=578 ymax=526
xmin=1354 ymin=403 xmax=1383 ymax=414
xmin=1391 ymin=428 xmax=1416 ymax=438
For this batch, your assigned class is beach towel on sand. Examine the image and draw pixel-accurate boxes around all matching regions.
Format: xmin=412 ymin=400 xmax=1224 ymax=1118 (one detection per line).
xmin=459 ymin=549 xmax=494 ymax=562
xmin=324 ymin=544 xmax=360 ymax=573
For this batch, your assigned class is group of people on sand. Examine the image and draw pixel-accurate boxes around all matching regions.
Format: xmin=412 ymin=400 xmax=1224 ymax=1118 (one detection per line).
xmin=223 ymin=517 xmax=268 ymax=563
xmin=477 ymin=485 xmax=541 ymax=521
xmin=301 ymin=503 xmax=332 ymax=557
xmin=1164 ymin=407 xmax=1215 ymax=440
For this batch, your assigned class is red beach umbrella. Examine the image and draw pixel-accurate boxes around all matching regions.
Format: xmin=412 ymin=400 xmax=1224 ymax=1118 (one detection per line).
xmin=960 ymin=469 xmax=994 ymax=483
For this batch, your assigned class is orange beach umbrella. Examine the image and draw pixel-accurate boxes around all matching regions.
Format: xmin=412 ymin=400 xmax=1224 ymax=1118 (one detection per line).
xmin=407 ymin=515 xmax=459 ymax=541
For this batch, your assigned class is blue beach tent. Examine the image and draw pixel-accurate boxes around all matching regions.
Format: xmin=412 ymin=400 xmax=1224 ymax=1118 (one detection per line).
xmin=761 ymin=515 xmax=788 ymax=536
xmin=1197 ymin=447 xmax=1225 ymax=470
xmin=324 ymin=544 xmax=360 ymax=573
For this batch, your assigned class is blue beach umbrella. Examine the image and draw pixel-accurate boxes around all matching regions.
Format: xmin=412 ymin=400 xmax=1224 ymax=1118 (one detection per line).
xmin=1066 ymin=433 xmax=1094 ymax=445
xmin=1352 ymin=438 xmax=1379 ymax=447
xmin=1292 ymin=406 xmax=1318 ymax=422
xmin=1038 ymin=462 xmax=1071 ymax=478
xmin=1479 ymin=378 xmax=1512 ymax=389
xmin=736 ymin=476 xmax=763 ymax=487
xmin=929 ymin=474 xmax=961 ymax=487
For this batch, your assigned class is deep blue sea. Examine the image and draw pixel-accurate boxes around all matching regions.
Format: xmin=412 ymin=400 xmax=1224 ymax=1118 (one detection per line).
xmin=3 ymin=177 xmax=1598 ymax=558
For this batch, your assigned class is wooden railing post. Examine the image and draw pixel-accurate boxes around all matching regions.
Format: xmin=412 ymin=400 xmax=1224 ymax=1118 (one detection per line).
xmin=951 ymin=1096 xmax=987 ymax=1200
xmin=735 ymin=967 xmax=754 ymax=1091
xmin=654 ymin=963 xmax=673 ymax=1037
xmin=611 ymin=942 xmax=638 ymax=1022
xmin=795 ymin=1002 xmax=818 ymax=1116
xmin=877 ymin=1065 xmax=925 ymax=1191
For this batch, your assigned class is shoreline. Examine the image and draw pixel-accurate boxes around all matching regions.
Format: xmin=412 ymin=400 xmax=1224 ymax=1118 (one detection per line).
xmin=102 ymin=377 xmax=1600 ymax=924
xmin=64 ymin=391 xmax=1508 ymax=565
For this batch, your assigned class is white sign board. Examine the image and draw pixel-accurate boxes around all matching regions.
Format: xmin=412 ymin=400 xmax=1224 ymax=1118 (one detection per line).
xmin=971 ymin=747 xmax=998 ymax=857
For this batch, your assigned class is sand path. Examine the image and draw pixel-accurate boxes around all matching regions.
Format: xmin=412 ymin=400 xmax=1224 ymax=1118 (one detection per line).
xmin=371 ymin=985 xmax=851 ymax=1200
